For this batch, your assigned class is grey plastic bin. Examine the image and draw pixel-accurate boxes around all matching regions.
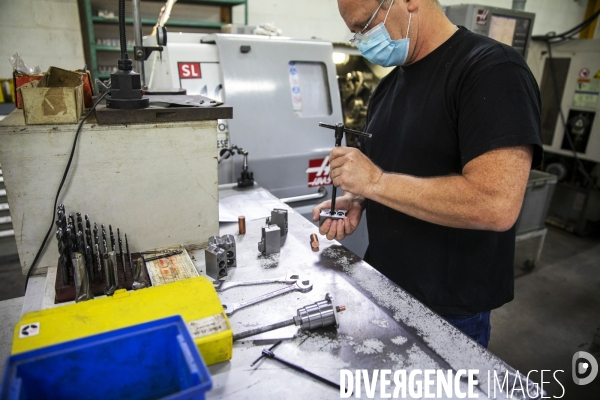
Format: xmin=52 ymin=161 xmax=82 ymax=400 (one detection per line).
xmin=515 ymin=170 xmax=557 ymax=234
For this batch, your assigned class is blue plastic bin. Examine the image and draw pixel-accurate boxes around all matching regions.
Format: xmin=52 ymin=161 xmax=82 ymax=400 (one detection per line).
xmin=1 ymin=316 xmax=212 ymax=400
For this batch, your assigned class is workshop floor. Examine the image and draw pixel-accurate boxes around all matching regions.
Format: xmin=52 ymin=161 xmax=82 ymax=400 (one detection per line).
xmin=0 ymin=226 xmax=598 ymax=397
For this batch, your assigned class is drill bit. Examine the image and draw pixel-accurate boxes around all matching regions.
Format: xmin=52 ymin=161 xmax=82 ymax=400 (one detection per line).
xmin=56 ymin=228 xmax=69 ymax=286
xmin=125 ymin=234 xmax=133 ymax=276
xmin=118 ymin=228 xmax=125 ymax=275
xmin=85 ymin=215 xmax=94 ymax=268
xmin=102 ymin=224 xmax=107 ymax=250
xmin=95 ymin=243 xmax=103 ymax=278
xmin=76 ymin=213 xmax=84 ymax=236
xmin=109 ymin=225 xmax=115 ymax=252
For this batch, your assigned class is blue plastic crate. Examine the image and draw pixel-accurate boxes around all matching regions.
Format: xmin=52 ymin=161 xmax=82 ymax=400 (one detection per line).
xmin=1 ymin=315 xmax=212 ymax=400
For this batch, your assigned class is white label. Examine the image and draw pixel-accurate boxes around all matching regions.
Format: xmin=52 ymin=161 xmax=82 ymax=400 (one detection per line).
xmin=19 ymin=322 xmax=40 ymax=338
xmin=187 ymin=314 xmax=228 ymax=339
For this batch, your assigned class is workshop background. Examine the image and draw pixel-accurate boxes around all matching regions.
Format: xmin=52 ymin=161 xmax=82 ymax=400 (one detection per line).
xmin=0 ymin=0 xmax=599 ymax=399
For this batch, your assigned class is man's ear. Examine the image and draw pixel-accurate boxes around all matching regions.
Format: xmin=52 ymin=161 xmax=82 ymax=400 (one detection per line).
xmin=406 ymin=0 xmax=421 ymax=13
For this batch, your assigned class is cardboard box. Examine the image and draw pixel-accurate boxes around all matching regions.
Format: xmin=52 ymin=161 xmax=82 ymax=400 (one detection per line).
xmin=13 ymin=68 xmax=94 ymax=109
xmin=19 ymin=67 xmax=84 ymax=125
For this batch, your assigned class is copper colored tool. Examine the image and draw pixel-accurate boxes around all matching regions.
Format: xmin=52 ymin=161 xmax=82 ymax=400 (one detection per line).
xmin=238 ymin=216 xmax=246 ymax=235
xmin=310 ymin=234 xmax=319 ymax=252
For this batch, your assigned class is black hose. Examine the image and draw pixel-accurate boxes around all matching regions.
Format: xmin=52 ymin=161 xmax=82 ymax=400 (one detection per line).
xmin=119 ymin=0 xmax=127 ymax=59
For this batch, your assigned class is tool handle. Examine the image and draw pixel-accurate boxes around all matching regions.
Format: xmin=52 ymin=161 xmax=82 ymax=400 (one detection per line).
xmin=233 ymin=318 xmax=295 ymax=341
xmin=318 ymin=122 xmax=372 ymax=138
xmin=238 ymin=285 xmax=297 ymax=309
xmin=216 ymin=275 xmax=294 ymax=292
xmin=267 ymin=352 xmax=340 ymax=389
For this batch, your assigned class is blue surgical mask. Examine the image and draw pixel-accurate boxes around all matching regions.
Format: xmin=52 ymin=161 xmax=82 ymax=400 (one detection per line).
xmin=354 ymin=4 xmax=412 ymax=67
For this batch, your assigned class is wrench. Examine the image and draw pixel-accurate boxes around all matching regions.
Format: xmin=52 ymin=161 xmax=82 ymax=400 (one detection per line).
xmin=213 ymin=273 xmax=300 ymax=292
xmin=222 ymin=280 xmax=313 ymax=317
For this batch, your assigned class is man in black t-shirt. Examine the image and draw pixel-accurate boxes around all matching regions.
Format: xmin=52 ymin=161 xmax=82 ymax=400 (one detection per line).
xmin=313 ymin=0 xmax=542 ymax=348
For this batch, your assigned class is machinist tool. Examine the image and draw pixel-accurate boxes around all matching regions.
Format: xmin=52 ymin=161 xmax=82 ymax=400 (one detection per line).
xmin=310 ymin=234 xmax=320 ymax=252
xmin=85 ymin=216 xmax=94 ymax=260
xmin=71 ymin=252 xmax=94 ymax=302
xmin=258 ymin=225 xmax=281 ymax=256
xmin=125 ymin=234 xmax=133 ymax=276
xmin=205 ymin=244 xmax=227 ymax=279
xmin=118 ymin=229 xmax=125 ymax=275
xmin=250 ymin=341 xmax=340 ymax=390
xmin=212 ymin=273 xmax=299 ymax=293
xmin=209 ymin=235 xmax=237 ymax=268
xmin=233 ymin=294 xmax=345 ymax=341
xmin=133 ymin=256 xmax=150 ymax=290
xmin=103 ymin=239 xmax=116 ymax=296
xmin=56 ymin=228 xmax=69 ymax=286
xmin=266 ymin=209 xmax=288 ymax=246
xmin=143 ymin=250 xmax=182 ymax=262
xmin=109 ymin=225 xmax=116 ymax=251
xmin=221 ymin=280 xmax=313 ymax=317
xmin=317 ymin=122 xmax=372 ymax=226
xmin=95 ymin=243 xmax=102 ymax=277
xmin=76 ymin=213 xmax=84 ymax=236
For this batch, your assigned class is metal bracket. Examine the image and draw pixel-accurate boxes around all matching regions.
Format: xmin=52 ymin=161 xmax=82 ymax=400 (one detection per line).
xmin=133 ymin=45 xmax=163 ymax=61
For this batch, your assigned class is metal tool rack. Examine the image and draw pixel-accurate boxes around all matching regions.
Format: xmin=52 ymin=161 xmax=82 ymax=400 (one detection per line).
xmin=19 ymin=184 xmax=524 ymax=399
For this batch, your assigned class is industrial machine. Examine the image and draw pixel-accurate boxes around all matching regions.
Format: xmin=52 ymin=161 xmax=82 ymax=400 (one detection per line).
xmin=527 ymin=38 xmax=600 ymax=235
xmin=144 ymin=33 xmax=371 ymax=255
xmin=445 ymin=3 xmax=536 ymax=58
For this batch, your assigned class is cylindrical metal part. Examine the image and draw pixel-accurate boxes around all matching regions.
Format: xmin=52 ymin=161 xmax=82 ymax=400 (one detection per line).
xmin=310 ymin=234 xmax=319 ymax=252
xmin=233 ymin=318 xmax=295 ymax=341
xmin=71 ymin=252 xmax=94 ymax=302
xmin=109 ymin=251 xmax=120 ymax=289
xmin=296 ymin=298 xmax=336 ymax=330
xmin=238 ymin=216 xmax=246 ymax=235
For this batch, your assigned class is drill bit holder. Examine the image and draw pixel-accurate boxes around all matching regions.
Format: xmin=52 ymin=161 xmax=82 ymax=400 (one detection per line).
xmin=317 ymin=122 xmax=372 ymax=226
xmin=54 ymin=204 xmax=150 ymax=303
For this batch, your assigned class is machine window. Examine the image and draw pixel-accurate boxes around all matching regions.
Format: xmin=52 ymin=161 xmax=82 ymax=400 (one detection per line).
xmin=288 ymin=61 xmax=332 ymax=117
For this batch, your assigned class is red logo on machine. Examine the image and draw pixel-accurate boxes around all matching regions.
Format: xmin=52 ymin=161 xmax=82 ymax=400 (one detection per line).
xmin=178 ymin=62 xmax=202 ymax=79
xmin=306 ymin=157 xmax=332 ymax=187
xmin=476 ymin=9 xmax=489 ymax=26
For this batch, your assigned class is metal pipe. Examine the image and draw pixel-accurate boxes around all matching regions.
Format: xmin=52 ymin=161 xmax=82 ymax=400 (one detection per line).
xmin=132 ymin=0 xmax=146 ymax=87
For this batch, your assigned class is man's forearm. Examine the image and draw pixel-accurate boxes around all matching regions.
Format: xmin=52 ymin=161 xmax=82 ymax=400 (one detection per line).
xmin=364 ymin=172 xmax=520 ymax=231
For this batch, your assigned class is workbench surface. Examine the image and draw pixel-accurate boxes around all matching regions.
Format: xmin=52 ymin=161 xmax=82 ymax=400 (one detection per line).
xmin=16 ymin=184 xmax=523 ymax=399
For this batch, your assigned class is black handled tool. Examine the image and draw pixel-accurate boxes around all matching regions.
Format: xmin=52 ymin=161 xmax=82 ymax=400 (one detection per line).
xmin=317 ymin=122 xmax=372 ymax=225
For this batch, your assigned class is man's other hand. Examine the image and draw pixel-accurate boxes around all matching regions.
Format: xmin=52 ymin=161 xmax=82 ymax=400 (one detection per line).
xmin=312 ymin=194 xmax=365 ymax=241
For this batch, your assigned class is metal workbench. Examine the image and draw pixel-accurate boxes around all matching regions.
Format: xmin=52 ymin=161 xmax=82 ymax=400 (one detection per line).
xmin=17 ymin=184 xmax=527 ymax=399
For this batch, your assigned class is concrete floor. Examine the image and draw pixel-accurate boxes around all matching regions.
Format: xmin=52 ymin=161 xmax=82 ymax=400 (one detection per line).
xmin=0 ymin=226 xmax=599 ymax=397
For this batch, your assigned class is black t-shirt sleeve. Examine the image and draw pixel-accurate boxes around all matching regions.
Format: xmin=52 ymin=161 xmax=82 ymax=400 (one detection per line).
xmin=457 ymin=57 xmax=543 ymax=169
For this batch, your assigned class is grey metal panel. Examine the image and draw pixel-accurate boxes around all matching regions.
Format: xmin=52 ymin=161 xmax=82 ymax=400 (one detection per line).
xmin=215 ymin=35 xmax=343 ymax=198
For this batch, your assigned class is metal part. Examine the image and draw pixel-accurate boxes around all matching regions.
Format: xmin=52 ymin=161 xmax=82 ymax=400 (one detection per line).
xmin=238 ymin=216 xmax=246 ymax=235
xmin=125 ymin=234 xmax=133 ymax=277
xmin=280 ymin=186 xmax=327 ymax=204
xmin=117 ymin=228 xmax=125 ymax=275
xmin=318 ymin=122 xmax=371 ymax=219
xmin=56 ymin=228 xmax=69 ymax=286
xmin=258 ymin=225 xmax=281 ymax=256
xmin=132 ymin=257 xmax=149 ymax=290
xmin=221 ymin=279 xmax=313 ymax=317
xmin=143 ymin=250 xmax=183 ymax=262
xmin=251 ymin=341 xmax=340 ymax=390
xmin=213 ymin=273 xmax=299 ymax=292
xmin=71 ymin=252 xmax=94 ymax=302
xmin=205 ymin=244 xmax=228 ymax=279
xmin=318 ymin=209 xmax=347 ymax=226
xmin=233 ymin=293 xmax=344 ymax=341
xmin=266 ymin=209 xmax=288 ymax=246
xmin=104 ymin=251 xmax=119 ymax=296
xmin=209 ymin=234 xmax=237 ymax=268
xmin=310 ymin=234 xmax=319 ymax=252
xmin=109 ymin=225 xmax=115 ymax=252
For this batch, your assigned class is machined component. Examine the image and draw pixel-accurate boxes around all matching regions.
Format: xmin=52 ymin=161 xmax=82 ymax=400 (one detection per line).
xmin=258 ymin=225 xmax=281 ymax=256
xmin=250 ymin=341 xmax=340 ymax=390
xmin=266 ymin=208 xmax=288 ymax=246
xmin=210 ymin=234 xmax=237 ymax=268
xmin=71 ymin=252 xmax=94 ymax=302
xmin=205 ymin=244 xmax=228 ymax=279
xmin=319 ymin=209 xmax=347 ymax=226
xmin=233 ymin=293 xmax=345 ymax=341
xmin=118 ymin=228 xmax=125 ymax=275
xmin=132 ymin=257 xmax=149 ymax=290
xmin=221 ymin=279 xmax=313 ymax=317
xmin=213 ymin=273 xmax=299 ymax=292
xmin=310 ymin=234 xmax=319 ymax=252
xmin=104 ymin=250 xmax=118 ymax=296
xmin=238 ymin=215 xmax=246 ymax=235
xmin=125 ymin=234 xmax=133 ymax=276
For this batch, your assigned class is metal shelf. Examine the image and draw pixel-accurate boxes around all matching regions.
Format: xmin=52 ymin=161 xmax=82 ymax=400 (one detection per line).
xmin=92 ymin=16 xmax=225 ymax=29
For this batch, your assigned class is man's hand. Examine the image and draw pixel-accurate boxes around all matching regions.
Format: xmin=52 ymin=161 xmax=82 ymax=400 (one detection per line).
xmin=329 ymin=147 xmax=383 ymax=197
xmin=312 ymin=194 xmax=365 ymax=241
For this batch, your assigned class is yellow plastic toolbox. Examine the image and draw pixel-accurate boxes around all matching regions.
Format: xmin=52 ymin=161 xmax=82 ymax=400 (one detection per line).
xmin=12 ymin=277 xmax=232 ymax=366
